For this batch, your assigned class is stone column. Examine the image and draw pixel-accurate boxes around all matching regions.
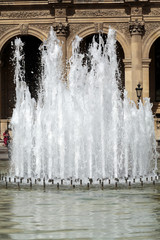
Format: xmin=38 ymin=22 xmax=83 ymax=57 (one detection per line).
xmin=53 ymin=22 xmax=69 ymax=79
xmin=142 ymin=58 xmax=151 ymax=99
xmin=129 ymin=19 xmax=145 ymax=102
xmin=53 ymin=7 xmax=69 ymax=79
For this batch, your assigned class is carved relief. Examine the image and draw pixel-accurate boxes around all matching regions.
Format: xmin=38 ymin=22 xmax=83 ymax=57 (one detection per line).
xmin=20 ymin=24 xmax=29 ymax=35
xmin=94 ymin=23 xmax=103 ymax=33
xmin=53 ymin=22 xmax=69 ymax=36
xmin=109 ymin=23 xmax=130 ymax=40
xmin=143 ymin=22 xmax=160 ymax=42
xmin=143 ymin=8 xmax=160 ymax=16
xmin=68 ymin=23 xmax=92 ymax=43
xmin=74 ymin=9 xmax=127 ymax=17
xmin=129 ymin=19 xmax=145 ymax=36
xmin=69 ymin=23 xmax=91 ymax=35
xmin=1 ymin=11 xmax=51 ymax=19
xmin=55 ymin=8 xmax=66 ymax=17
xmin=30 ymin=24 xmax=51 ymax=34
xmin=0 ymin=24 xmax=16 ymax=36
xmin=131 ymin=7 xmax=142 ymax=15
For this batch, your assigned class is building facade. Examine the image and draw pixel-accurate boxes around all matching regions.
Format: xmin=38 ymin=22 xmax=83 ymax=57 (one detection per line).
xmin=0 ymin=0 xmax=160 ymax=140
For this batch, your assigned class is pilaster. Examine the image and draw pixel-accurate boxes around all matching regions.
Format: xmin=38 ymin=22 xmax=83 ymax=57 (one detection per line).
xmin=123 ymin=59 xmax=132 ymax=100
xmin=129 ymin=16 xmax=144 ymax=102
xmin=142 ymin=58 xmax=151 ymax=99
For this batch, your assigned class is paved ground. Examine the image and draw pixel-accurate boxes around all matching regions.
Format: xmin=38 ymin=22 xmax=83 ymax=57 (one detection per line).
xmin=0 ymin=146 xmax=9 ymax=160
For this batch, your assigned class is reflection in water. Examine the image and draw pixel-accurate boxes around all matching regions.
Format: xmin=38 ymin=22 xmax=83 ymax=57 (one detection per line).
xmin=0 ymin=186 xmax=159 ymax=240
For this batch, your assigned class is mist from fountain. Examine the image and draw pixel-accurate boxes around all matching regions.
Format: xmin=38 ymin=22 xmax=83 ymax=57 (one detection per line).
xmin=10 ymin=27 xmax=157 ymax=181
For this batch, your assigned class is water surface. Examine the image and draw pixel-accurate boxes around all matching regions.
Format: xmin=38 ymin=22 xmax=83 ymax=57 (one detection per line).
xmin=0 ymin=178 xmax=160 ymax=240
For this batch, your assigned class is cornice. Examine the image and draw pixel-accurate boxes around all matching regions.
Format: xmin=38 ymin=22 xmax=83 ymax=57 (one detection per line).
xmin=0 ymin=1 xmax=48 ymax=6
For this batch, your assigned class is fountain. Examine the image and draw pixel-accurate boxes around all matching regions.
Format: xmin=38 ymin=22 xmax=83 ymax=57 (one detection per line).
xmin=9 ymin=27 xmax=157 ymax=182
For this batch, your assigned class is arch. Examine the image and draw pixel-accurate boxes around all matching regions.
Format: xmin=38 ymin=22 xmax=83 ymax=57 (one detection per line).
xmin=67 ymin=25 xmax=130 ymax=59
xmin=0 ymin=25 xmax=47 ymax=51
xmin=1 ymin=32 xmax=43 ymax=118
xmin=143 ymin=27 xmax=160 ymax=59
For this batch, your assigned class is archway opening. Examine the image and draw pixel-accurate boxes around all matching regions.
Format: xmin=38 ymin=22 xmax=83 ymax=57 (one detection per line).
xmin=149 ymin=37 xmax=160 ymax=102
xmin=1 ymin=35 xmax=42 ymax=118
xmin=79 ymin=33 xmax=125 ymax=89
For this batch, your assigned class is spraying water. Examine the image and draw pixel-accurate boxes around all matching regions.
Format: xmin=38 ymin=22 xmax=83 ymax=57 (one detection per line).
xmin=10 ymin=27 xmax=157 ymax=181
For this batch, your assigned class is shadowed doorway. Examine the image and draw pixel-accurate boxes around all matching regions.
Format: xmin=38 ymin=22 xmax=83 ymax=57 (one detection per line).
xmin=1 ymin=35 xmax=42 ymax=119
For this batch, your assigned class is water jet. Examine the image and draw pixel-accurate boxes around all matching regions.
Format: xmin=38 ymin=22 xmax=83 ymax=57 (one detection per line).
xmin=8 ymin=27 xmax=158 ymax=184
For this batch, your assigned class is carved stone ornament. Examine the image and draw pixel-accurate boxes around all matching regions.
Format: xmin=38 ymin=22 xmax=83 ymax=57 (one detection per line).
xmin=129 ymin=19 xmax=145 ymax=36
xmin=55 ymin=8 xmax=66 ymax=17
xmin=131 ymin=7 xmax=142 ymax=15
xmin=107 ymin=22 xmax=130 ymax=40
xmin=143 ymin=22 xmax=160 ymax=42
xmin=30 ymin=24 xmax=51 ymax=34
xmin=74 ymin=9 xmax=126 ymax=17
xmin=0 ymin=25 xmax=15 ymax=36
xmin=19 ymin=24 xmax=29 ymax=35
xmin=1 ymin=11 xmax=50 ymax=19
xmin=94 ymin=23 xmax=103 ymax=33
xmin=53 ymin=22 xmax=69 ymax=36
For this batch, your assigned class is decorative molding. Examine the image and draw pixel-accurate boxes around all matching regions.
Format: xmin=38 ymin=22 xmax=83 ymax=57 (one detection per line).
xmin=74 ymin=9 xmax=127 ymax=17
xmin=19 ymin=24 xmax=29 ymax=35
xmin=129 ymin=19 xmax=145 ymax=36
xmin=1 ymin=11 xmax=51 ymax=19
xmin=53 ymin=22 xmax=69 ymax=36
xmin=123 ymin=59 xmax=132 ymax=68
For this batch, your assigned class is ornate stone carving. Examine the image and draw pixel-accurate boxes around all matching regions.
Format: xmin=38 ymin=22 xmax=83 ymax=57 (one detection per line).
xmin=109 ymin=22 xmax=130 ymax=40
xmin=131 ymin=7 xmax=142 ymax=15
xmin=0 ymin=25 xmax=16 ymax=36
xmin=1 ymin=11 xmax=51 ymax=19
xmin=143 ymin=22 xmax=160 ymax=42
xmin=30 ymin=24 xmax=51 ymax=34
xmin=19 ymin=24 xmax=29 ymax=35
xmin=69 ymin=23 xmax=91 ymax=34
xmin=68 ymin=23 xmax=92 ymax=43
xmin=53 ymin=22 xmax=69 ymax=36
xmin=74 ymin=9 xmax=127 ymax=17
xmin=146 ymin=8 xmax=160 ymax=16
xmin=129 ymin=19 xmax=145 ymax=36
xmin=55 ymin=8 xmax=66 ymax=17
xmin=94 ymin=23 xmax=103 ymax=33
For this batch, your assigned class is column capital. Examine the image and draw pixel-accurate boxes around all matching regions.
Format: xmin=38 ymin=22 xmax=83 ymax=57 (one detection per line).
xmin=53 ymin=22 xmax=69 ymax=36
xmin=129 ymin=19 xmax=145 ymax=36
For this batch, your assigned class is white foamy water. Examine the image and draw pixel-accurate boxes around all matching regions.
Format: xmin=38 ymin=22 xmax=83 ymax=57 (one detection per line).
xmin=10 ymin=28 xmax=157 ymax=181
